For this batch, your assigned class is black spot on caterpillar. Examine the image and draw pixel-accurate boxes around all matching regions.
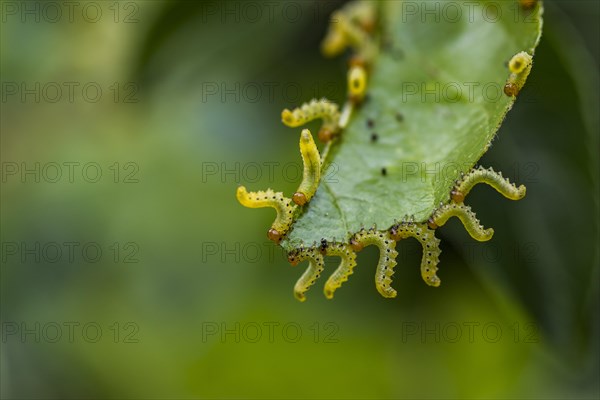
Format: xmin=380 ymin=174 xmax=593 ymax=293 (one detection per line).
xmin=319 ymin=238 xmax=328 ymax=254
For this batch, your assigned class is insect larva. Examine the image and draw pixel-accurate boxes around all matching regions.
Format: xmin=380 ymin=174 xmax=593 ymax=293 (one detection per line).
xmin=321 ymin=2 xmax=376 ymax=60
xmin=323 ymin=243 xmax=357 ymax=299
xmin=348 ymin=65 xmax=367 ymax=103
xmin=234 ymin=0 xmax=541 ymax=302
xmin=345 ymin=0 xmax=377 ymax=33
xmin=504 ymin=51 xmax=533 ymax=97
xmin=508 ymin=51 xmax=532 ymax=74
xmin=293 ymin=129 xmax=321 ymax=206
xmin=351 ymin=229 xmax=398 ymax=298
xmin=431 ymin=203 xmax=494 ymax=242
xmin=236 ymin=186 xmax=297 ymax=243
xmin=452 ymin=166 xmax=526 ymax=203
xmin=281 ymin=99 xmax=340 ymax=127
xmin=390 ymin=222 xmax=442 ymax=287
xmin=288 ymin=247 xmax=324 ymax=302
xmin=281 ymin=99 xmax=341 ymax=143
xmin=321 ymin=10 xmax=351 ymax=57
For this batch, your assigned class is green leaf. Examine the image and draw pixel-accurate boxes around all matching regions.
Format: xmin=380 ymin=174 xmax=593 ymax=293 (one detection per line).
xmin=281 ymin=1 xmax=543 ymax=251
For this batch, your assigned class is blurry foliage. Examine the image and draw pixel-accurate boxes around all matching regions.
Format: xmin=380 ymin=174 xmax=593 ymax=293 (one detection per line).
xmin=0 ymin=1 xmax=598 ymax=399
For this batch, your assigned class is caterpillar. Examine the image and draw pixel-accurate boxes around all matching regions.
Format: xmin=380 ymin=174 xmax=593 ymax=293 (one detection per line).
xmin=287 ymin=240 xmax=358 ymax=301
xmin=321 ymin=1 xmax=377 ymax=62
xmin=504 ymin=51 xmax=533 ymax=97
xmin=287 ymin=247 xmax=324 ymax=302
xmin=281 ymin=99 xmax=341 ymax=143
xmin=348 ymin=65 xmax=368 ymax=104
xmin=293 ymin=129 xmax=321 ymax=206
xmin=429 ymin=203 xmax=494 ymax=242
xmin=236 ymin=187 xmax=296 ymax=243
xmin=323 ymin=243 xmax=357 ymax=299
xmin=452 ymin=166 xmax=527 ymax=203
xmin=351 ymin=229 xmax=398 ymax=298
xmin=390 ymin=221 xmax=442 ymax=287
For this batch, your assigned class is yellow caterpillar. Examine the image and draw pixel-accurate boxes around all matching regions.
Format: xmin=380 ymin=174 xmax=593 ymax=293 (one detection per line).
xmin=504 ymin=51 xmax=533 ymax=97
xmin=430 ymin=203 xmax=494 ymax=242
xmin=293 ymin=129 xmax=321 ymax=206
xmin=323 ymin=243 xmax=357 ymax=299
xmin=288 ymin=247 xmax=325 ymax=302
xmin=390 ymin=221 xmax=442 ymax=287
xmin=452 ymin=166 xmax=526 ymax=203
xmin=348 ymin=65 xmax=368 ymax=104
xmin=350 ymin=228 xmax=398 ymax=298
xmin=236 ymin=187 xmax=297 ymax=243
xmin=281 ymin=100 xmax=341 ymax=142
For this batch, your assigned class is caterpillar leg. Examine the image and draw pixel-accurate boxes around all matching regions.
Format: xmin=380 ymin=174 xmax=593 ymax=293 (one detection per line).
xmin=323 ymin=243 xmax=357 ymax=299
xmin=390 ymin=221 xmax=442 ymax=287
xmin=288 ymin=248 xmax=325 ymax=302
xmin=429 ymin=203 xmax=494 ymax=242
xmin=351 ymin=229 xmax=398 ymax=298
xmin=236 ymin=187 xmax=297 ymax=243
xmin=452 ymin=166 xmax=526 ymax=203
xmin=281 ymin=99 xmax=341 ymax=143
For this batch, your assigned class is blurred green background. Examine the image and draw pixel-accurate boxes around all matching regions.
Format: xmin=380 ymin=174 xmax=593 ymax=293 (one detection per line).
xmin=1 ymin=0 xmax=598 ymax=398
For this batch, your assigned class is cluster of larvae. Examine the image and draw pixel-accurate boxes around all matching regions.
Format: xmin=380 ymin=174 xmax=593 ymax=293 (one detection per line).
xmin=237 ymin=1 xmax=532 ymax=301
